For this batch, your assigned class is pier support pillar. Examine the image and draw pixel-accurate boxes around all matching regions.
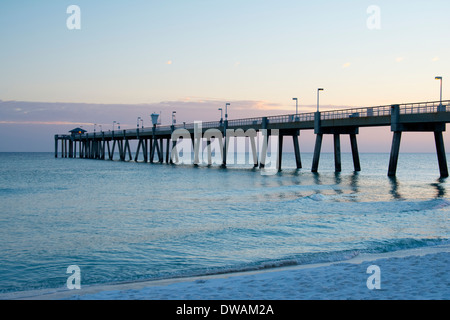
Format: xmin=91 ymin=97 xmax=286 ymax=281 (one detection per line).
xmin=221 ymin=120 xmax=228 ymax=168
xmin=259 ymin=118 xmax=269 ymax=169
xmin=333 ymin=134 xmax=341 ymax=172
xmin=206 ymin=139 xmax=212 ymax=166
xmin=151 ymin=138 xmax=160 ymax=162
xmin=165 ymin=138 xmax=170 ymax=163
xmin=170 ymin=138 xmax=178 ymax=164
xmin=350 ymin=134 xmax=361 ymax=172
xmin=250 ymin=135 xmax=258 ymax=168
xmin=158 ymin=139 xmax=163 ymax=163
xmin=259 ymin=131 xmax=270 ymax=169
xmin=311 ymin=134 xmax=323 ymax=173
xmin=144 ymin=139 xmax=148 ymax=163
xmin=111 ymin=140 xmax=116 ymax=160
xmin=107 ymin=141 xmax=112 ymax=160
xmin=434 ymin=131 xmax=449 ymax=178
xmin=150 ymin=138 xmax=156 ymax=162
xmin=119 ymin=139 xmax=125 ymax=161
xmin=69 ymin=139 xmax=73 ymax=158
xmin=292 ymin=131 xmax=302 ymax=169
xmin=388 ymin=131 xmax=402 ymax=177
xmin=54 ymin=136 xmax=58 ymax=158
xmin=277 ymin=133 xmax=283 ymax=172
xmin=125 ymin=139 xmax=132 ymax=161
xmin=101 ymin=137 xmax=106 ymax=160
xmin=135 ymin=139 xmax=142 ymax=162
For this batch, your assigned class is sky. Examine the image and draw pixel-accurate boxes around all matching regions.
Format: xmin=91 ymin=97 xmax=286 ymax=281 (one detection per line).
xmin=1 ymin=0 xmax=449 ymax=152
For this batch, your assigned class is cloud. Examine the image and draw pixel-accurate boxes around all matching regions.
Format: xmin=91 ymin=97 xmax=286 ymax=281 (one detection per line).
xmin=0 ymin=99 xmax=370 ymax=151
xmin=342 ymin=62 xmax=351 ymax=68
xmin=0 ymin=98 xmax=350 ymax=137
xmin=0 ymin=121 xmax=94 ymax=126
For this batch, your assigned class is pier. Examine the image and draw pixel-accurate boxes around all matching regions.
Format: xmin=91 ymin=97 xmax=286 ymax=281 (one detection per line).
xmin=55 ymin=100 xmax=450 ymax=177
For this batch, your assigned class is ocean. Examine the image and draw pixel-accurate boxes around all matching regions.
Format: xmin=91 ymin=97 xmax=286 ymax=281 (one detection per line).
xmin=0 ymin=152 xmax=449 ymax=294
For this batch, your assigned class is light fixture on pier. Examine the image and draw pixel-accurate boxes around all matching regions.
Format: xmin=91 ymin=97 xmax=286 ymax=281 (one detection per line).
xmin=317 ymin=88 xmax=324 ymax=112
xmin=292 ymin=98 xmax=298 ymax=115
xmin=172 ymin=111 xmax=176 ymax=125
xmin=151 ymin=113 xmax=159 ymax=126
xmin=435 ymin=76 xmax=443 ymax=105
xmin=225 ymin=103 xmax=230 ymax=120
xmin=218 ymin=108 xmax=223 ymax=122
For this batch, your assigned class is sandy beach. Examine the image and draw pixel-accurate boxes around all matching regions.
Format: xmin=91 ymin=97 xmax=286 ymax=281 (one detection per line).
xmin=4 ymin=244 xmax=448 ymax=301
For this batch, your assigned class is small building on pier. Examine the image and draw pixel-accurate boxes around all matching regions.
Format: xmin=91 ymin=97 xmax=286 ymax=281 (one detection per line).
xmin=69 ymin=128 xmax=87 ymax=136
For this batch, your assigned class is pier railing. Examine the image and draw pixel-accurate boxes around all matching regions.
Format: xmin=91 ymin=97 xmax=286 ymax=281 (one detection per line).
xmin=320 ymin=100 xmax=448 ymax=121
xmin=399 ymin=101 xmax=447 ymax=115
xmin=320 ymin=105 xmax=392 ymax=120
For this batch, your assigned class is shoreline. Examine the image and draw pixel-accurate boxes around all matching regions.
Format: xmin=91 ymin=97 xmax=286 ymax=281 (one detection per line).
xmin=3 ymin=244 xmax=449 ymax=300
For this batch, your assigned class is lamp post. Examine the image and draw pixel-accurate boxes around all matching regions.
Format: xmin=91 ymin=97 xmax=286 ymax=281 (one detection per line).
xmin=99 ymin=125 xmax=102 ymax=132
xmin=218 ymin=108 xmax=223 ymax=123
xmin=113 ymin=121 xmax=116 ymax=131
xmin=94 ymin=123 xmax=97 ymax=133
xmin=317 ymin=88 xmax=324 ymax=112
xmin=117 ymin=122 xmax=120 ymax=130
xmin=292 ymin=98 xmax=298 ymax=116
xmin=140 ymin=118 xmax=144 ymax=128
xmin=137 ymin=117 xmax=141 ymax=129
xmin=172 ymin=111 xmax=176 ymax=125
xmin=225 ymin=103 xmax=230 ymax=120
xmin=435 ymin=76 xmax=443 ymax=105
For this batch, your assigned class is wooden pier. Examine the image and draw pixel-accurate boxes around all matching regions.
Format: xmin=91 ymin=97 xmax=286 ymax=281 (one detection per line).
xmin=55 ymin=100 xmax=450 ymax=177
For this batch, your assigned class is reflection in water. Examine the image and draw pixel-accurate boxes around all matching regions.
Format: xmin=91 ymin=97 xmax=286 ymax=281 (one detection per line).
xmin=349 ymin=172 xmax=360 ymax=194
xmin=333 ymin=172 xmax=342 ymax=185
xmin=312 ymin=172 xmax=321 ymax=186
xmin=266 ymin=168 xmax=444 ymax=202
xmin=389 ymin=176 xmax=403 ymax=200
xmin=333 ymin=172 xmax=343 ymax=195
xmin=431 ymin=177 xmax=447 ymax=198
xmin=312 ymin=172 xmax=322 ymax=195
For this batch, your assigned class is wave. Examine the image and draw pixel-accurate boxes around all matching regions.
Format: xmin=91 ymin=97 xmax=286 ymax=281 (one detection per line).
xmin=401 ymin=198 xmax=450 ymax=211
xmin=143 ymin=237 xmax=449 ymax=283
xmin=362 ymin=237 xmax=450 ymax=253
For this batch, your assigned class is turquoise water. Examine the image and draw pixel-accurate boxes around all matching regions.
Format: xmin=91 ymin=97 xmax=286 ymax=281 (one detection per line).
xmin=0 ymin=152 xmax=449 ymax=294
